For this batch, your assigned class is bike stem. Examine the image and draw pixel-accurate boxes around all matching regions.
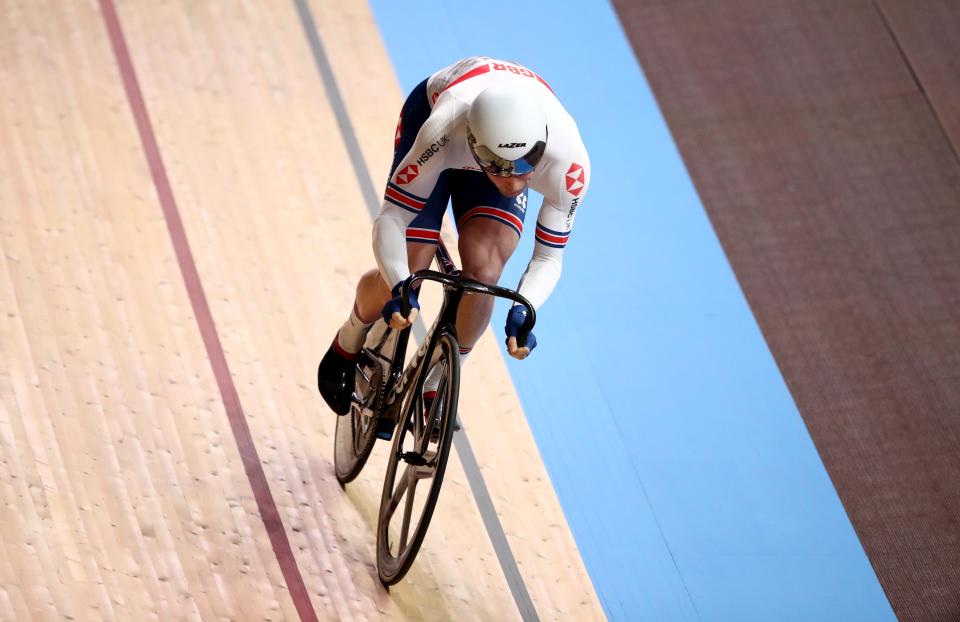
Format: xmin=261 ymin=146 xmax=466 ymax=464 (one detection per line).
xmin=381 ymin=239 xmax=534 ymax=424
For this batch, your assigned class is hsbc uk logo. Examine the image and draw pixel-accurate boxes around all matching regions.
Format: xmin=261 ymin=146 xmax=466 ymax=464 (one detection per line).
xmin=416 ymin=135 xmax=450 ymax=166
xmin=395 ymin=164 xmax=419 ymax=185
xmin=566 ymin=196 xmax=579 ymax=227
xmin=565 ymin=163 xmax=585 ymax=196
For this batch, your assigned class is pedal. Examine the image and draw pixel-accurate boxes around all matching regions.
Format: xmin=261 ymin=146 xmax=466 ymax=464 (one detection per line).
xmin=399 ymin=451 xmax=428 ymax=467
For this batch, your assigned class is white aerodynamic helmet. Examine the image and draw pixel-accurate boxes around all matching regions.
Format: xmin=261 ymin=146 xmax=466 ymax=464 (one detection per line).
xmin=466 ymin=83 xmax=548 ymax=177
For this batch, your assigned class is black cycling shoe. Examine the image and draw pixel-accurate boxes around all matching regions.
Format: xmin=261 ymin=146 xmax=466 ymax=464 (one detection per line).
xmin=317 ymin=341 xmax=357 ymax=416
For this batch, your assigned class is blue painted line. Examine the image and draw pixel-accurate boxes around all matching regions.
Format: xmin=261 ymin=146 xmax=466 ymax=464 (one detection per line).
xmin=369 ymin=1 xmax=896 ymax=620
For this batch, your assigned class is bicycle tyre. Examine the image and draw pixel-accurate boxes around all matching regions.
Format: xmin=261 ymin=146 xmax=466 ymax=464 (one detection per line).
xmin=376 ymin=331 xmax=460 ymax=585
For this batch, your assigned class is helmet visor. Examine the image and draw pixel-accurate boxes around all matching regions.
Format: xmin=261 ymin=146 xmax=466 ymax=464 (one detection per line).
xmin=468 ymin=129 xmax=546 ymax=177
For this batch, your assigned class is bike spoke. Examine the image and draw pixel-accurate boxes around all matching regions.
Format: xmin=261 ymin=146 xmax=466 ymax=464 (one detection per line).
xmin=436 ymin=371 xmax=447 ymax=401
xmin=356 ymin=366 xmax=370 ymax=385
xmin=415 ymin=362 xmax=446 ymax=454
xmin=353 ymin=413 xmax=363 ymax=453
xmin=386 ymin=464 xmax=412 ymax=521
xmin=398 ymin=470 xmax=419 ymax=553
xmin=413 ymin=392 xmax=424 ymax=439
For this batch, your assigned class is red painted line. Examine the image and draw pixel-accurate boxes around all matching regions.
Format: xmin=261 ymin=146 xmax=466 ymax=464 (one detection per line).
xmin=97 ymin=2 xmax=318 ymax=620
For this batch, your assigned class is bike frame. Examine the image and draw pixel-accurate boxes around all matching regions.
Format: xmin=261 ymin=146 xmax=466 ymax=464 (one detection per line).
xmin=376 ymin=240 xmax=536 ymax=429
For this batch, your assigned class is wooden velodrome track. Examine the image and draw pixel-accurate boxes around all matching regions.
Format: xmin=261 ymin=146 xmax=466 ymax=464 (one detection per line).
xmin=0 ymin=1 xmax=604 ymax=620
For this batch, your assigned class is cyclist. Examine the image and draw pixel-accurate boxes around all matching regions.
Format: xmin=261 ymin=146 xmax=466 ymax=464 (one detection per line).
xmin=318 ymin=56 xmax=590 ymax=415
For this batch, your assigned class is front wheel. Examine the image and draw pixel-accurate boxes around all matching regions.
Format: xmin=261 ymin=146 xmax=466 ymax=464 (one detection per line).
xmin=376 ymin=332 xmax=460 ymax=585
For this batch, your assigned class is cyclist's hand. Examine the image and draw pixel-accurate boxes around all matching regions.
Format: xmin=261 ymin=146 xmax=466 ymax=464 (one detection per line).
xmin=382 ymin=281 xmax=420 ymax=330
xmin=504 ymin=305 xmax=536 ymax=360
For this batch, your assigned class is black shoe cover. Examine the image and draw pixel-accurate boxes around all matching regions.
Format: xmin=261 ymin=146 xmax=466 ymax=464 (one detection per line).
xmin=317 ymin=343 xmax=356 ymax=416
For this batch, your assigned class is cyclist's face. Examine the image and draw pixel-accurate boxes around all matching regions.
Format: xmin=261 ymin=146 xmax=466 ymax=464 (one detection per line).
xmin=486 ymin=171 xmax=532 ymax=197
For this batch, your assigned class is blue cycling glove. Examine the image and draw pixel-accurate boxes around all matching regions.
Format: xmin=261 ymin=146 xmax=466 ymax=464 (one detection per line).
xmin=504 ymin=305 xmax=537 ymax=353
xmin=382 ymin=281 xmax=420 ymax=324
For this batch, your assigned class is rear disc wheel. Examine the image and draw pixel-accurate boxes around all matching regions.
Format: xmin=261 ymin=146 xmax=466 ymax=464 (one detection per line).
xmin=333 ymin=354 xmax=382 ymax=484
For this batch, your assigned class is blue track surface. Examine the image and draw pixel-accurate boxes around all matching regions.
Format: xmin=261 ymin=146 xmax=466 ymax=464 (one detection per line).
xmin=369 ymin=1 xmax=895 ymax=619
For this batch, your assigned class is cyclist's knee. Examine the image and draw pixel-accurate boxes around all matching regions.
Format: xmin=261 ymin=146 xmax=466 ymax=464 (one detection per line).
xmin=359 ymin=267 xmax=387 ymax=289
xmin=357 ymin=268 xmax=391 ymax=308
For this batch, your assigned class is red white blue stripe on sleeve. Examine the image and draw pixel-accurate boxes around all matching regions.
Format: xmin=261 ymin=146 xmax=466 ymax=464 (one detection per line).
xmin=406 ymin=227 xmax=441 ymax=244
xmin=385 ymin=182 xmax=427 ymax=213
xmin=457 ymin=206 xmax=524 ymax=238
xmin=535 ymin=223 xmax=571 ymax=248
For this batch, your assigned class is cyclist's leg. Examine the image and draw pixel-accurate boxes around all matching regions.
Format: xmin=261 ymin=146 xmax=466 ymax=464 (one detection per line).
xmin=353 ymin=240 xmax=436 ymax=322
xmin=455 ymin=220 xmax=520 ymax=349
xmin=449 ymin=170 xmax=527 ymax=351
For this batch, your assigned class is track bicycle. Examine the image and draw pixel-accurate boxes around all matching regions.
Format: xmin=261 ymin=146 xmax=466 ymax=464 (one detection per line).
xmin=332 ymin=240 xmax=535 ymax=585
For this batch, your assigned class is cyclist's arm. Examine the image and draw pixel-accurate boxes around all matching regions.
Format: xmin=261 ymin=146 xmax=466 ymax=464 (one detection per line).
xmin=516 ymin=209 xmax=567 ymax=310
xmin=372 ymin=206 xmax=416 ymax=288
xmin=373 ymin=101 xmax=460 ymax=287
xmin=517 ymin=157 xmax=590 ymax=309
